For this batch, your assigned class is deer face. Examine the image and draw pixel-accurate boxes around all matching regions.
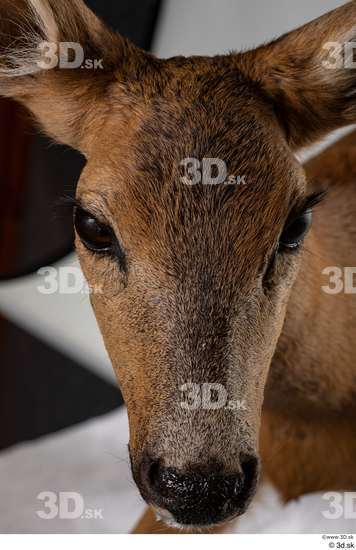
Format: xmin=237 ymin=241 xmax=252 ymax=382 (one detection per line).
xmin=1 ymin=0 xmax=355 ymax=529
xmin=74 ymin=68 xmax=313 ymax=526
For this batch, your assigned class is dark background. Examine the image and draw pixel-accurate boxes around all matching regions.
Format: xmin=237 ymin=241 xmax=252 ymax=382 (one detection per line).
xmin=0 ymin=0 xmax=162 ymax=451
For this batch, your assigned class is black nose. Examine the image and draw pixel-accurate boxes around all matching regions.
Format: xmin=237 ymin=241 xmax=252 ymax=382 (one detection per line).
xmin=143 ymin=455 xmax=259 ymax=526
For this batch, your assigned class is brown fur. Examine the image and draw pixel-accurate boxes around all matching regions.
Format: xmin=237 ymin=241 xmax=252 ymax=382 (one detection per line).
xmin=1 ymin=0 xmax=356 ymax=533
xmin=262 ymin=131 xmax=356 ymax=501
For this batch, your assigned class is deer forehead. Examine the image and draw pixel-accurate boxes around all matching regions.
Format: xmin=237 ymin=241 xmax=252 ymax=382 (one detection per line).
xmin=77 ymin=74 xmax=306 ymax=272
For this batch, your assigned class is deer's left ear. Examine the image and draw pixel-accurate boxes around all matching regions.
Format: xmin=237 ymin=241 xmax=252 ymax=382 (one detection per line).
xmin=239 ymin=1 xmax=356 ymax=149
xmin=0 ymin=0 xmax=148 ymax=153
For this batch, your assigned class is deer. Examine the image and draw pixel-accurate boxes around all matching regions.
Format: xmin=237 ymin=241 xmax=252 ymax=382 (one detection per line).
xmin=1 ymin=0 xmax=356 ymax=534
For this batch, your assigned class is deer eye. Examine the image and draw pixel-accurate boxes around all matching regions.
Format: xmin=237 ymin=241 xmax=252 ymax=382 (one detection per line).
xmin=279 ymin=210 xmax=312 ymax=251
xmin=74 ymin=207 xmax=114 ymax=253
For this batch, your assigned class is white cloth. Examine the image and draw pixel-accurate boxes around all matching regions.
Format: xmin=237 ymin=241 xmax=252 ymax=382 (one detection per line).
xmin=1 ymin=408 xmax=355 ymax=534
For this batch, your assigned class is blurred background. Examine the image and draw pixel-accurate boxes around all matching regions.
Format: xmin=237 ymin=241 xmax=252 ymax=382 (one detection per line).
xmin=0 ymin=0 xmax=349 ymax=534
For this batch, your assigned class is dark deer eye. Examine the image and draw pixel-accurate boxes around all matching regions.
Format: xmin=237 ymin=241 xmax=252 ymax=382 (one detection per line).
xmin=74 ymin=208 xmax=113 ymax=253
xmin=279 ymin=210 xmax=312 ymax=251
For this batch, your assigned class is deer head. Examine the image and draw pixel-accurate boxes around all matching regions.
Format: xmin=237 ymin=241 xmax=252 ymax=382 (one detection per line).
xmin=1 ymin=0 xmax=355 ymax=528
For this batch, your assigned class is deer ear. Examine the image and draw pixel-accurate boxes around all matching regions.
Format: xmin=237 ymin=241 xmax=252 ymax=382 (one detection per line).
xmin=0 ymin=0 xmax=145 ymax=153
xmin=240 ymin=1 xmax=356 ymax=149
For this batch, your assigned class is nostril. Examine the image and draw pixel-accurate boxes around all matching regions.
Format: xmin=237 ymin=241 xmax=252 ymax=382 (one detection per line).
xmin=147 ymin=459 xmax=161 ymax=488
xmin=140 ymin=455 xmax=260 ymax=526
xmin=241 ymin=454 xmax=259 ymax=480
xmin=240 ymin=454 xmax=259 ymax=499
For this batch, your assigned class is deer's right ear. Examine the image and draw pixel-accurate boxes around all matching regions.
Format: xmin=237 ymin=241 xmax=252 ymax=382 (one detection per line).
xmin=240 ymin=1 xmax=356 ymax=150
xmin=0 ymin=0 xmax=146 ymax=153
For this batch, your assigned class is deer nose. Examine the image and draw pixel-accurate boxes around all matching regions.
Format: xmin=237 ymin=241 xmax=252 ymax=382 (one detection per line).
xmin=142 ymin=455 xmax=259 ymax=526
